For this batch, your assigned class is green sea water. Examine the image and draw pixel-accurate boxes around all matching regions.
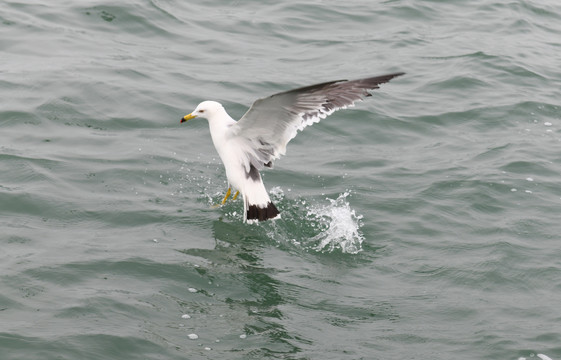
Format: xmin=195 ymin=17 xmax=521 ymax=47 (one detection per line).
xmin=1 ymin=1 xmax=561 ymax=359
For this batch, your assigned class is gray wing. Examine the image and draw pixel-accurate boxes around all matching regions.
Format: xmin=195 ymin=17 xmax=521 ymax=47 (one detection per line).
xmin=230 ymin=72 xmax=404 ymax=170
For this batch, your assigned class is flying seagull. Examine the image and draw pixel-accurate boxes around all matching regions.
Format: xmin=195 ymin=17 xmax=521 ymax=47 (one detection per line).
xmin=181 ymin=73 xmax=404 ymax=223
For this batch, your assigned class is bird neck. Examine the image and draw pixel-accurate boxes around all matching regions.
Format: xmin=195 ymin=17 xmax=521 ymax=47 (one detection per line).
xmin=208 ymin=108 xmax=235 ymax=127
xmin=207 ymin=108 xmax=236 ymax=140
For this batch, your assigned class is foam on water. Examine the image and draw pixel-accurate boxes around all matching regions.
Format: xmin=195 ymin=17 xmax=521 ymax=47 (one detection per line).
xmin=305 ymin=191 xmax=364 ymax=254
xmin=267 ymin=187 xmax=365 ymax=253
xmin=519 ymin=354 xmax=554 ymax=360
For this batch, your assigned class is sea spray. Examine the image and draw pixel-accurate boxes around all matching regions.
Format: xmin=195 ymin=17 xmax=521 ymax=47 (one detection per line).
xmin=306 ymin=191 xmax=364 ymax=254
xmin=264 ymin=187 xmax=364 ymax=253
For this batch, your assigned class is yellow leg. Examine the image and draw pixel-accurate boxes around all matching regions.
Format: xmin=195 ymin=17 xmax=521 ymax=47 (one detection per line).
xmin=221 ymin=188 xmax=232 ymax=205
xmin=212 ymin=188 xmax=239 ymax=208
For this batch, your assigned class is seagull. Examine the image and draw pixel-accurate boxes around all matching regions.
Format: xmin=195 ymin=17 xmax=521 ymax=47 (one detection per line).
xmin=181 ymin=73 xmax=404 ymax=223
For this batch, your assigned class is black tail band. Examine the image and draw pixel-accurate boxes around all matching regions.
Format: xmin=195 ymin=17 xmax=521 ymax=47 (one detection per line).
xmin=247 ymin=202 xmax=280 ymax=222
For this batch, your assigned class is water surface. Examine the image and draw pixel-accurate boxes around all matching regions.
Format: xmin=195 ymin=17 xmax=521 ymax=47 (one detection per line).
xmin=1 ymin=0 xmax=561 ymax=359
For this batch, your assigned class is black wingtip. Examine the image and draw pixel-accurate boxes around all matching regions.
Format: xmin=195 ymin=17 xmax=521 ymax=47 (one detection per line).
xmin=388 ymin=72 xmax=406 ymax=80
xmin=246 ymin=202 xmax=280 ymax=222
xmin=362 ymin=72 xmax=405 ymax=87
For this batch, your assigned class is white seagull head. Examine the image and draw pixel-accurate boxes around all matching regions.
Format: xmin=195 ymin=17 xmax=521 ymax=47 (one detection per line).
xmin=181 ymin=100 xmax=224 ymax=123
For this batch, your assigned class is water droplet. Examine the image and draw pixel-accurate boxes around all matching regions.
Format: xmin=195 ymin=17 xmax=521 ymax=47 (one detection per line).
xmin=537 ymin=354 xmax=553 ymax=360
xmin=306 ymin=191 xmax=363 ymax=254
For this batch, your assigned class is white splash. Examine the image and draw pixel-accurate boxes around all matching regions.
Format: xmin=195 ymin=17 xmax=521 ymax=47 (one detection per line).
xmin=307 ymin=191 xmax=364 ymax=254
xmin=519 ymin=354 xmax=553 ymax=360
xmin=537 ymin=355 xmax=553 ymax=360
xmin=269 ymin=186 xmax=285 ymax=202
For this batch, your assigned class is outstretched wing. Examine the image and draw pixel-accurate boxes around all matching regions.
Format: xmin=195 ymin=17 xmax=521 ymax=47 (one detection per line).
xmin=230 ymin=73 xmax=404 ymax=170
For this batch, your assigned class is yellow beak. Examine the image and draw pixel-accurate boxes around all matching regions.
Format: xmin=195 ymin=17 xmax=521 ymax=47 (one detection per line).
xmin=181 ymin=113 xmax=197 ymax=123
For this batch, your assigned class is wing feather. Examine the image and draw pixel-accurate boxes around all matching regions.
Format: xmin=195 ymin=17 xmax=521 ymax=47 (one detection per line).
xmin=230 ymin=73 xmax=404 ymax=170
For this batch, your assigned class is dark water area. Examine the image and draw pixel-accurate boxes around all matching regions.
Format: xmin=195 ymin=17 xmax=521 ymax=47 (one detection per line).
xmin=1 ymin=1 xmax=561 ymax=359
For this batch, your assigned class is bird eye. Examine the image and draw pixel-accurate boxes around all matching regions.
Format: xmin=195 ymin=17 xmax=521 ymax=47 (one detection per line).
xmin=199 ymin=110 xmax=205 ymax=113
